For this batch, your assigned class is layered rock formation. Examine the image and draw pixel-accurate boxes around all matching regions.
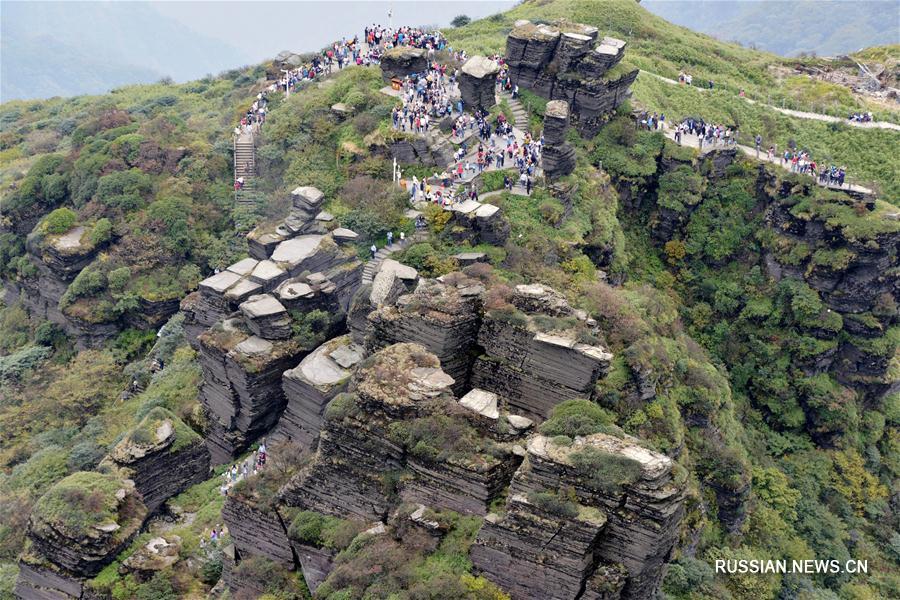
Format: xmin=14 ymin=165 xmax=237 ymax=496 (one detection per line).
xmin=460 ymin=56 xmax=499 ymax=112
xmin=101 ymin=407 xmax=210 ymax=515
xmin=7 ymin=225 xmax=118 ymax=348
xmin=380 ymin=47 xmax=428 ymax=81
xmin=272 ymin=334 xmax=365 ymax=449
xmin=222 ymin=494 xmax=296 ymax=569
xmin=279 ymin=343 xmax=522 ymax=520
xmin=197 ymin=316 xmax=309 ymax=464
xmin=16 ymin=473 xmax=148 ymax=599
xmin=759 ymin=173 xmax=900 ymax=406
xmin=436 ymin=199 xmax=510 ymax=246
xmin=367 ymin=277 xmax=484 ymax=393
xmin=542 ymin=100 xmax=577 ymax=180
xmin=472 ymin=284 xmax=613 ymax=420
xmin=505 ymin=20 xmax=638 ymax=137
xmin=471 ymin=433 xmax=685 ymax=600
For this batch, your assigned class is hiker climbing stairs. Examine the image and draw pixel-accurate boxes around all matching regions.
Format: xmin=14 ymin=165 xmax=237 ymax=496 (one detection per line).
xmin=234 ymin=132 xmax=260 ymax=208
xmin=361 ymin=233 xmax=423 ymax=285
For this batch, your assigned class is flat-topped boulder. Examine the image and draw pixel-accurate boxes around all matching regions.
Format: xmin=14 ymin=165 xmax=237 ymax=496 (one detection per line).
xmin=380 ymin=46 xmax=428 ymax=81
xmin=459 ymin=388 xmax=500 ymax=420
xmin=368 ymin=276 xmax=483 ymax=392
xmin=273 ymin=335 xmax=365 ymax=449
xmin=200 ymin=270 xmax=243 ymax=296
xmin=225 ymin=278 xmax=263 ymax=303
xmin=227 ymin=257 xmax=259 ymax=277
xmin=331 ymin=228 xmax=359 ymax=244
xmin=271 ymin=235 xmax=324 ymax=267
xmin=292 ymin=186 xmax=325 ymax=211
xmin=453 ymin=251 xmax=488 ymax=267
xmin=240 ymin=293 xmax=292 ymax=340
xmin=460 ymin=56 xmax=500 ymax=111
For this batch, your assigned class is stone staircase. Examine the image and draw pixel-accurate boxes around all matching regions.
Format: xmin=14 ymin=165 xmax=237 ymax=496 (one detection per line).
xmin=499 ymin=91 xmax=529 ymax=131
xmin=234 ymin=133 xmax=260 ymax=208
xmin=361 ymin=234 xmax=421 ymax=285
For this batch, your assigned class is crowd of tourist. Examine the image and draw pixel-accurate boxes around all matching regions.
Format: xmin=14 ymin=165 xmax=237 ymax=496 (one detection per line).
xmin=661 ymin=116 xmax=855 ymax=188
xmin=390 ymin=64 xmax=459 ymax=133
xmin=219 ymin=439 xmax=268 ymax=496
xmin=674 ymin=117 xmax=739 ymax=148
xmin=848 ymin=111 xmax=875 ymax=123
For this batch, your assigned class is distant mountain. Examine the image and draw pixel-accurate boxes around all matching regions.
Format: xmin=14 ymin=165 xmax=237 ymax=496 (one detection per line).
xmin=1 ymin=1 xmax=250 ymax=100
xmin=642 ymin=0 xmax=899 ymax=57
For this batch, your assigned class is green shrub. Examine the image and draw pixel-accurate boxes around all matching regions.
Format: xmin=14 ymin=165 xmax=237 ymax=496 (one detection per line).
xmin=43 ymin=207 xmax=78 ymax=234
xmin=540 ymin=399 xmax=619 ymax=438
xmin=0 ymin=345 xmax=51 ymax=382
xmin=288 ymin=511 xmax=363 ymax=551
xmin=569 ymin=446 xmax=643 ymax=493
xmin=88 ymin=218 xmax=113 ymax=246
xmin=95 ymin=168 xmax=152 ymax=210
xmin=67 ymin=441 xmax=106 ymax=471
xmin=107 ymin=267 xmax=132 ymax=293
xmin=527 ymin=490 xmax=578 ymax=518
xmin=325 ymin=393 xmax=357 ymax=421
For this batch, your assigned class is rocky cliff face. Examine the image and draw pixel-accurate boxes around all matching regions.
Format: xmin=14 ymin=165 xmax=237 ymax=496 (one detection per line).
xmin=505 ymin=20 xmax=638 ymax=137
xmin=473 ymin=284 xmax=613 ymax=420
xmin=471 ymin=433 xmax=685 ymax=600
xmin=102 ymin=408 xmax=210 ymax=515
xmin=16 ymin=473 xmax=148 ymax=599
xmin=759 ymin=172 xmax=899 ymax=406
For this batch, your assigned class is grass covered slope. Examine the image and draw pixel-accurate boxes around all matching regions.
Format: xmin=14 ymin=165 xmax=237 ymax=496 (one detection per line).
xmin=445 ymin=0 xmax=899 ymax=196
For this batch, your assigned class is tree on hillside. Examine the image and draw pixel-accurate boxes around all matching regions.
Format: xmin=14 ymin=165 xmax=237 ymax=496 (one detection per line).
xmin=451 ymin=15 xmax=471 ymax=27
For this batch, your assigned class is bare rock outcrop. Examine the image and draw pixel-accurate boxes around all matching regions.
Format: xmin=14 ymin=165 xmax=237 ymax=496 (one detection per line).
xmin=380 ymin=47 xmax=428 ymax=81
xmin=472 ymin=284 xmax=612 ymax=420
xmin=272 ymin=334 xmax=365 ymax=449
xmin=102 ymin=407 xmax=209 ymax=515
xmin=460 ymin=56 xmax=500 ymax=112
xmin=505 ymin=21 xmax=637 ymax=137
xmin=471 ymin=433 xmax=685 ymax=600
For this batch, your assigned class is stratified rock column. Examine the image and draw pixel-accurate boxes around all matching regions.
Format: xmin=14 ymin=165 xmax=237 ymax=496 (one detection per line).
xmin=541 ymin=100 xmax=576 ymax=180
xmin=460 ymin=56 xmax=499 ymax=112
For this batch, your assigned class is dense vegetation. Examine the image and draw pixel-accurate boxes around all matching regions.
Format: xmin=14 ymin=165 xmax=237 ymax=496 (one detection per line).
xmin=0 ymin=0 xmax=897 ymax=598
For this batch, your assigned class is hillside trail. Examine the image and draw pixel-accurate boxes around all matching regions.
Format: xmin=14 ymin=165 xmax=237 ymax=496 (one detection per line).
xmin=638 ymin=70 xmax=900 ymax=132
xmin=388 ymin=74 xmax=540 ymax=198
xmin=658 ymin=123 xmax=875 ymax=196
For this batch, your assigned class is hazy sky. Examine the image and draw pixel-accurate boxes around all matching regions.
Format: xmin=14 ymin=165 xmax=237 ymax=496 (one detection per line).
xmin=152 ymin=0 xmax=517 ymax=64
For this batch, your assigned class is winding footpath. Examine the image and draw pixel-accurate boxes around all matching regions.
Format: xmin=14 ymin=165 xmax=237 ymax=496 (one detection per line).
xmin=638 ymin=70 xmax=900 ymax=132
xmin=659 ymin=123 xmax=875 ymax=196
